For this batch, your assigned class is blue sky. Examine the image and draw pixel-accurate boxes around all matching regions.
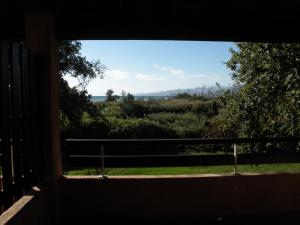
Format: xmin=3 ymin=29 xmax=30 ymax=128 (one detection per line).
xmin=65 ymin=41 xmax=236 ymax=95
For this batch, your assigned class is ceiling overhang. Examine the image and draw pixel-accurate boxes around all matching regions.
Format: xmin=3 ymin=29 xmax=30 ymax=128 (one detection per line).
xmin=1 ymin=0 xmax=299 ymax=41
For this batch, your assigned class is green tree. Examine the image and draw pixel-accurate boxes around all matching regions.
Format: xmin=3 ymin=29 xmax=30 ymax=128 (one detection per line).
xmin=121 ymin=90 xmax=135 ymax=103
xmin=222 ymin=43 xmax=300 ymax=137
xmin=59 ymin=78 xmax=96 ymax=128
xmin=119 ymin=91 xmax=147 ymax=118
xmin=58 ymin=40 xmax=106 ymax=88
xmin=58 ymin=41 xmax=106 ymax=129
xmin=105 ymin=89 xmax=119 ymax=102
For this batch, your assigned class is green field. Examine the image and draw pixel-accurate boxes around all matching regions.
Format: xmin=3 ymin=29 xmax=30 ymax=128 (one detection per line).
xmin=63 ymin=163 xmax=300 ymax=176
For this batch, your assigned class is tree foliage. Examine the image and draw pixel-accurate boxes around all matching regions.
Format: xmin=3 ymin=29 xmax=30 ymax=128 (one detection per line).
xmin=59 ymin=77 xmax=95 ymax=128
xmin=58 ymin=41 xmax=106 ymax=82
xmin=121 ymin=90 xmax=135 ymax=102
xmin=58 ymin=41 xmax=106 ymax=130
xmin=105 ymin=89 xmax=119 ymax=102
xmin=222 ymin=43 xmax=300 ymax=137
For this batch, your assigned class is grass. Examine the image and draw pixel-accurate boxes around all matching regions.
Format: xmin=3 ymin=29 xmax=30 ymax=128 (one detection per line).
xmin=63 ymin=163 xmax=300 ymax=176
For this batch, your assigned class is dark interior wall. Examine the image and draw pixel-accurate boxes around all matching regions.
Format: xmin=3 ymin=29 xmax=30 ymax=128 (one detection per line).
xmin=61 ymin=174 xmax=300 ymax=220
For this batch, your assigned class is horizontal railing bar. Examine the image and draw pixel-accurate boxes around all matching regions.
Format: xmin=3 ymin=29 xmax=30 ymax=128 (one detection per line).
xmin=63 ymin=137 xmax=300 ymax=171
xmin=65 ymin=136 xmax=300 ymax=145
xmin=63 ymin=147 xmax=297 ymax=155
xmin=63 ymin=152 xmax=300 ymax=168
xmin=67 ymin=154 xmax=232 ymax=157
xmin=238 ymin=152 xmax=300 ymax=164
xmin=64 ymin=154 xmax=234 ymax=168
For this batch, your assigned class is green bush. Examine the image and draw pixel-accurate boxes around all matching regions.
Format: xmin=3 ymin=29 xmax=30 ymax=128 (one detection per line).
xmin=146 ymin=100 xmax=194 ymax=114
xmin=66 ymin=119 xmax=111 ymax=138
xmin=101 ymin=102 xmax=123 ymax=118
xmin=109 ymin=118 xmax=177 ymax=138
xmin=59 ymin=111 xmax=70 ymax=131
xmin=147 ymin=112 xmax=205 ymax=138
xmin=120 ymin=101 xmax=148 ymax=118
xmin=191 ymin=100 xmax=221 ymax=118
xmin=174 ymin=93 xmax=207 ymax=101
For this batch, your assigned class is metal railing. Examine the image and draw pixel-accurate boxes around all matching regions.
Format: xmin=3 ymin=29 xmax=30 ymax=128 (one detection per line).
xmin=63 ymin=137 xmax=300 ymax=178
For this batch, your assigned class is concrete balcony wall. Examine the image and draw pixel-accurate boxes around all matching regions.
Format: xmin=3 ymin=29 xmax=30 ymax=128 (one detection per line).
xmin=60 ymin=173 xmax=300 ymax=220
xmin=2 ymin=173 xmax=300 ymax=224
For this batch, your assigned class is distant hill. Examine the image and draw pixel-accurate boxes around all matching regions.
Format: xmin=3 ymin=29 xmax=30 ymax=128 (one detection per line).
xmin=135 ymin=86 xmax=227 ymax=97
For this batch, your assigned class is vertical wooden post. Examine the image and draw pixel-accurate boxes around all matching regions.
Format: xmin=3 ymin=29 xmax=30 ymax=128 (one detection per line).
xmin=25 ymin=12 xmax=62 ymax=221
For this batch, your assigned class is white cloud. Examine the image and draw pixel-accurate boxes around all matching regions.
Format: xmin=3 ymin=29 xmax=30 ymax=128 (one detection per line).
xmin=135 ymin=73 xmax=166 ymax=81
xmin=105 ymin=70 xmax=129 ymax=80
xmin=169 ymin=68 xmax=185 ymax=76
xmin=154 ymin=64 xmax=185 ymax=76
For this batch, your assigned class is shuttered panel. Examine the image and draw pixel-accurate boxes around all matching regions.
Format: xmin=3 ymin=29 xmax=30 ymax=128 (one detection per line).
xmin=0 ymin=41 xmax=41 ymax=214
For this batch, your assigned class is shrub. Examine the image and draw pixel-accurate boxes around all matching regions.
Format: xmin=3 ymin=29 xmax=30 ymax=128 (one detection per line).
xmin=101 ymin=102 xmax=123 ymax=118
xmin=191 ymin=100 xmax=221 ymax=118
xmin=147 ymin=112 xmax=205 ymax=138
xmin=120 ymin=101 xmax=148 ymax=118
xmin=109 ymin=118 xmax=177 ymax=138
xmin=147 ymin=101 xmax=193 ymax=114
xmin=66 ymin=119 xmax=111 ymax=138
xmin=59 ymin=111 xmax=70 ymax=131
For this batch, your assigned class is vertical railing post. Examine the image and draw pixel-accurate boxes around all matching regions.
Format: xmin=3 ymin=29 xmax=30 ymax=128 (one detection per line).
xmin=233 ymin=143 xmax=238 ymax=175
xmin=100 ymin=144 xmax=107 ymax=179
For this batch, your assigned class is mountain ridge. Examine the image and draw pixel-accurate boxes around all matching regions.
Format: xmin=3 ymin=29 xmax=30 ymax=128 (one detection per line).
xmin=135 ymin=86 xmax=226 ymax=96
